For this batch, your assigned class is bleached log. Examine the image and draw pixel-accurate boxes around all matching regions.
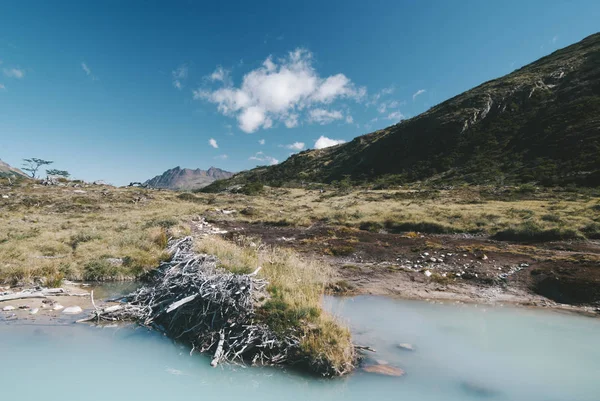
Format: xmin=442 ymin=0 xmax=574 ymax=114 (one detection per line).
xmin=211 ymin=330 xmax=225 ymax=367
xmin=0 ymin=292 xmax=46 ymax=302
xmin=166 ymin=294 xmax=198 ymax=313
xmin=248 ymin=266 xmax=262 ymax=276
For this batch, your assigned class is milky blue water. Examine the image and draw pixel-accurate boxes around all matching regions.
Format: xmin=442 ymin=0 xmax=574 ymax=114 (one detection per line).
xmin=1 ymin=296 xmax=598 ymax=401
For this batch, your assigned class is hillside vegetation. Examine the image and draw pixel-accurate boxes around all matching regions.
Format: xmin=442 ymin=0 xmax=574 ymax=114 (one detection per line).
xmin=205 ymin=32 xmax=600 ymax=190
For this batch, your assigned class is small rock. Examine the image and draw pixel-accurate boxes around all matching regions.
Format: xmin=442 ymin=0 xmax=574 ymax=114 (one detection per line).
xmin=18 ymin=305 xmax=30 ymax=309
xmin=2 ymin=305 xmax=16 ymax=311
xmin=423 ymin=252 xmax=429 ymax=256
xmin=482 ymin=254 xmax=488 ymax=260
xmin=397 ymin=343 xmax=415 ymax=351
xmin=429 ymin=257 xmax=437 ymax=263
xmin=62 ymin=306 xmax=83 ymax=314
xmin=29 ymin=308 xmax=39 ymax=315
xmin=424 ymin=270 xmax=432 ymax=277
xmin=53 ymin=304 xmax=64 ymax=311
xmin=363 ymin=364 xmax=405 ymax=377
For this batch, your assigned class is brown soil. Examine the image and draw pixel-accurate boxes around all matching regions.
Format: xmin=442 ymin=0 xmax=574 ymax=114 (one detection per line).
xmin=217 ymin=220 xmax=600 ymax=316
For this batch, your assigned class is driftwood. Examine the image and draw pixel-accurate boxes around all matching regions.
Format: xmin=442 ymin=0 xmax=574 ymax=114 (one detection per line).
xmin=0 ymin=288 xmax=89 ymax=303
xmin=78 ymin=236 xmax=301 ymax=369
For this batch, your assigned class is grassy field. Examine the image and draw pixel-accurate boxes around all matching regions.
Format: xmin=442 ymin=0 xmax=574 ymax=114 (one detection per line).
xmin=2 ymin=179 xmax=599 ymax=285
xmin=2 ymin=178 xmax=598 ymax=373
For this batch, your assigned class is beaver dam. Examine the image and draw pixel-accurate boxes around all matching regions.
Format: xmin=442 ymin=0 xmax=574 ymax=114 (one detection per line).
xmin=79 ymin=236 xmax=355 ymax=376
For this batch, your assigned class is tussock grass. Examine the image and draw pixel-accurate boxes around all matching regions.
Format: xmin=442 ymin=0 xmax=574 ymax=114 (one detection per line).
xmin=195 ymin=235 xmax=354 ymax=375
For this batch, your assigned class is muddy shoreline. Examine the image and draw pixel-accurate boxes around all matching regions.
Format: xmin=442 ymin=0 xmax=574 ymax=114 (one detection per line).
xmin=216 ymin=220 xmax=600 ymax=317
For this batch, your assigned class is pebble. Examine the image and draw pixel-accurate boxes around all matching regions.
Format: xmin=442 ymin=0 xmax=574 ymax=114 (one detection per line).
xmin=397 ymin=343 xmax=415 ymax=351
xmin=2 ymin=305 xmax=16 ymax=311
xmin=53 ymin=304 xmax=64 ymax=311
xmin=29 ymin=308 xmax=39 ymax=315
xmin=62 ymin=306 xmax=83 ymax=314
xmin=424 ymin=270 xmax=432 ymax=277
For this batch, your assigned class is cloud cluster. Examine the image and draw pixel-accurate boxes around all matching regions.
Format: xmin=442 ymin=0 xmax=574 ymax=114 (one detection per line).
xmin=308 ymin=108 xmax=343 ymax=125
xmin=208 ymin=138 xmax=219 ymax=148
xmin=3 ymin=68 xmax=25 ymax=79
xmin=249 ymin=151 xmax=278 ymax=165
xmin=285 ymin=142 xmax=305 ymax=151
xmin=412 ymin=89 xmax=426 ymax=100
xmin=195 ymin=49 xmax=364 ymax=132
xmin=314 ymin=136 xmax=346 ymax=149
xmin=258 ymin=139 xmax=265 ymax=145
xmin=81 ymin=62 xmax=98 ymax=80
xmin=172 ymin=64 xmax=188 ymax=90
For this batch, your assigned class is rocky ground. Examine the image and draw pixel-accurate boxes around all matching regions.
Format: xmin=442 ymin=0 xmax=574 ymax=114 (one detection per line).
xmin=216 ymin=220 xmax=600 ymax=316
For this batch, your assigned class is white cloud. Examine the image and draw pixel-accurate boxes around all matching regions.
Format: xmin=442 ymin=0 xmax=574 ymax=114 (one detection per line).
xmin=412 ymin=89 xmax=426 ymax=100
xmin=386 ymin=111 xmax=405 ymax=121
xmin=377 ymin=103 xmax=387 ymax=114
xmin=209 ymin=66 xmax=230 ymax=84
xmin=81 ymin=62 xmax=98 ymax=80
xmin=209 ymin=138 xmax=218 ymax=148
xmin=286 ymin=142 xmax=305 ymax=151
xmin=0 ymin=83 xmax=5 ymax=90
xmin=172 ymin=64 xmax=188 ymax=90
xmin=308 ymin=108 xmax=343 ymax=125
xmin=196 ymin=48 xmax=364 ymax=133
xmin=345 ymin=115 xmax=353 ymax=124
xmin=552 ymin=35 xmax=559 ymax=44
xmin=249 ymin=151 xmax=279 ymax=165
xmin=3 ymin=68 xmax=25 ymax=79
xmin=214 ymin=154 xmax=228 ymax=160
xmin=284 ymin=113 xmax=299 ymax=128
xmin=314 ymin=136 xmax=346 ymax=149
xmin=258 ymin=139 xmax=265 ymax=145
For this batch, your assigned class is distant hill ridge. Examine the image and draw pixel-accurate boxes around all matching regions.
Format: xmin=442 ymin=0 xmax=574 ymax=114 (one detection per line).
xmin=205 ymin=32 xmax=600 ymax=189
xmin=0 ymin=159 xmax=28 ymax=178
xmin=144 ymin=166 xmax=233 ymax=190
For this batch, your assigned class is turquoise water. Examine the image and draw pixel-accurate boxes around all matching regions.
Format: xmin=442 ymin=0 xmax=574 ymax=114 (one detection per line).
xmin=1 ymin=296 xmax=598 ymax=400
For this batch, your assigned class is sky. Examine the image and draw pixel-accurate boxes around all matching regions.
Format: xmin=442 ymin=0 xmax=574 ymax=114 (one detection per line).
xmin=1 ymin=0 xmax=599 ymax=185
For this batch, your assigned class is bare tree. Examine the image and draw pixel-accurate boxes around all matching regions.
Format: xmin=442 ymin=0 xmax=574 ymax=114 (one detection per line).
xmin=22 ymin=158 xmax=53 ymax=178
xmin=46 ymin=169 xmax=70 ymax=178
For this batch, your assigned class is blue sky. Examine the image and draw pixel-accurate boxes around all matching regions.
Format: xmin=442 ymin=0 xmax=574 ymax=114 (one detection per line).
xmin=1 ymin=0 xmax=598 ymax=185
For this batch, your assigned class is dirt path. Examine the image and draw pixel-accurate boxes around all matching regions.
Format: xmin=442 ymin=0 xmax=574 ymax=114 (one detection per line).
xmin=216 ymin=220 xmax=600 ymax=316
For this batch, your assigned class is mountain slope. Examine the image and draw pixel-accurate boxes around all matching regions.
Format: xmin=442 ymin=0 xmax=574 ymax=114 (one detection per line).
xmin=0 ymin=159 xmax=28 ymax=178
xmin=145 ymin=166 xmax=233 ymax=190
xmin=210 ymin=33 xmax=600 ymax=189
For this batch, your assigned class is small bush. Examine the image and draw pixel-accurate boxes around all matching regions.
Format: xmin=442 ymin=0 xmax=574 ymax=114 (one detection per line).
xmin=327 ymin=245 xmax=355 ymax=256
xmin=143 ymin=217 xmax=178 ymax=229
xmin=68 ymin=231 xmax=100 ymax=250
xmin=541 ymin=214 xmax=562 ymax=223
xmin=177 ymin=192 xmax=198 ymax=202
xmin=358 ymin=221 xmax=383 ymax=232
xmin=384 ymin=220 xmax=454 ymax=234
xmin=83 ymin=259 xmax=119 ymax=281
xmin=493 ymin=221 xmax=583 ymax=242
xmin=240 ymin=182 xmax=264 ymax=196
xmin=581 ymin=223 xmax=600 ymax=239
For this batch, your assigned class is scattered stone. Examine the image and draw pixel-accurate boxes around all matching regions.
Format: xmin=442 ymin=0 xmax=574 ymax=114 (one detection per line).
xmin=29 ymin=308 xmax=39 ymax=314
xmin=482 ymin=254 xmax=488 ymax=260
xmin=73 ymin=190 xmax=87 ymax=194
xmin=2 ymin=305 xmax=15 ymax=311
xmin=62 ymin=306 xmax=83 ymax=314
xmin=18 ymin=305 xmax=30 ymax=310
xmin=397 ymin=343 xmax=415 ymax=351
xmin=429 ymin=257 xmax=437 ymax=263
xmin=106 ymin=257 xmax=124 ymax=267
xmin=424 ymin=270 xmax=432 ymax=277
xmin=53 ymin=304 xmax=64 ymax=311
xmin=363 ymin=364 xmax=405 ymax=377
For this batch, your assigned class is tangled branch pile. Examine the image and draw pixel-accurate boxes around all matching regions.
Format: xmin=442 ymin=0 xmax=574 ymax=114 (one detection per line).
xmin=79 ymin=236 xmax=301 ymax=367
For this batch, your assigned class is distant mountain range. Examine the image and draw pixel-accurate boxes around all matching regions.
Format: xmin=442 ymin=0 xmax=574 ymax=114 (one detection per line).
xmin=0 ymin=159 xmax=28 ymax=178
xmin=205 ymin=32 xmax=600 ymax=189
xmin=144 ymin=166 xmax=233 ymax=190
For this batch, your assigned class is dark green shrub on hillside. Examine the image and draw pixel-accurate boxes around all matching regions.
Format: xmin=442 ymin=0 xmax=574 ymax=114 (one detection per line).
xmin=493 ymin=221 xmax=583 ymax=242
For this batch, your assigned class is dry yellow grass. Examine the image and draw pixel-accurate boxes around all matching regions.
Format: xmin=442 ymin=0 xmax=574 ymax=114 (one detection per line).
xmin=195 ymin=235 xmax=355 ymax=375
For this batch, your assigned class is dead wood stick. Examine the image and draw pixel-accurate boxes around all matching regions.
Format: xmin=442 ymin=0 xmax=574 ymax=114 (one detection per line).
xmin=211 ymin=330 xmax=225 ymax=367
xmin=166 ymin=294 xmax=198 ymax=313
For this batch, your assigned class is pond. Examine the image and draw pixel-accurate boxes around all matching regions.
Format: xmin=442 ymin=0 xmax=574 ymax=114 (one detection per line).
xmin=0 ymin=296 xmax=598 ymax=401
